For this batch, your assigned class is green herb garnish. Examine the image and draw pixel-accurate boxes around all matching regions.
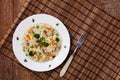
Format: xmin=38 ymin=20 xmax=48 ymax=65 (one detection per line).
xmin=36 ymin=25 xmax=39 ymax=29
xmin=49 ymin=65 xmax=51 ymax=67
xmin=26 ymin=54 xmax=28 ymax=56
xmin=64 ymin=46 xmax=66 ymax=48
xmin=56 ymin=33 xmax=58 ymax=36
xmin=29 ymin=51 xmax=34 ymax=56
xmin=55 ymin=37 xmax=59 ymax=42
xmin=38 ymin=52 xmax=42 ymax=55
xmin=24 ymin=59 xmax=28 ymax=62
xmin=32 ymin=19 xmax=35 ymax=22
xmin=16 ymin=37 xmax=19 ymax=40
xmin=42 ymin=42 xmax=49 ymax=47
xmin=23 ymin=48 xmax=25 ymax=52
xmin=56 ymin=23 xmax=59 ymax=26
xmin=40 ymin=37 xmax=45 ymax=42
xmin=30 ymin=45 xmax=34 ymax=48
xmin=34 ymin=33 xmax=40 ymax=38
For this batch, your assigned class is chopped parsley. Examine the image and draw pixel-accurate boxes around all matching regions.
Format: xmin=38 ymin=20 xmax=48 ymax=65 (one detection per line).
xmin=30 ymin=45 xmax=34 ymax=48
xmin=56 ymin=33 xmax=58 ymax=36
xmin=26 ymin=54 xmax=28 ymax=56
xmin=64 ymin=46 xmax=66 ymax=48
xmin=23 ymin=48 xmax=25 ymax=52
xmin=29 ymin=51 xmax=34 ymax=56
xmin=38 ymin=52 xmax=42 ymax=55
xmin=36 ymin=25 xmax=39 ymax=29
xmin=42 ymin=42 xmax=49 ymax=47
xmin=40 ymin=37 xmax=45 ymax=42
xmin=32 ymin=19 xmax=35 ymax=22
xmin=24 ymin=59 xmax=28 ymax=62
xmin=34 ymin=33 xmax=40 ymax=38
xmin=55 ymin=37 xmax=59 ymax=42
xmin=49 ymin=65 xmax=51 ymax=67
xmin=16 ymin=37 xmax=19 ymax=40
xmin=56 ymin=23 xmax=59 ymax=26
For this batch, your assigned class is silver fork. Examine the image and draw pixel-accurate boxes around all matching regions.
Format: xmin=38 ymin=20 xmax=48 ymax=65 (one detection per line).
xmin=60 ymin=32 xmax=88 ymax=77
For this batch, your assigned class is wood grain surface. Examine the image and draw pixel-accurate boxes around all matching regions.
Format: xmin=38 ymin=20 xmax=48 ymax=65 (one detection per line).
xmin=0 ymin=0 xmax=120 ymax=80
xmin=0 ymin=0 xmax=25 ymax=40
xmin=0 ymin=0 xmax=120 ymax=40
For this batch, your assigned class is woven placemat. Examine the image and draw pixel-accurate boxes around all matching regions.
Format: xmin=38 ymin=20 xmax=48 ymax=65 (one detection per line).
xmin=0 ymin=0 xmax=120 ymax=79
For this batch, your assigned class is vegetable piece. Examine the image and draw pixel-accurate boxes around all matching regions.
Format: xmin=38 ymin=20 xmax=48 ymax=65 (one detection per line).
xmin=32 ymin=19 xmax=35 ymax=22
xmin=16 ymin=37 xmax=19 ymax=40
xmin=38 ymin=41 xmax=43 ymax=47
xmin=40 ymin=37 xmax=45 ymax=42
xmin=29 ymin=51 xmax=34 ymax=56
xmin=26 ymin=54 xmax=28 ymax=56
xmin=64 ymin=46 xmax=66 ymax=48
xmin=30 ymin=45 xmax=34 ymax=48
xmin=56 ymin=23 xmax=59 ymax=26
xmin=38 ymin=52 xmax=42 ymax=55
xmin=47 ymin=53 xmax=55 ymax=57
xmin=24 ymin=59 xmax=28 ymax=62
xmin=31 ymin=36 xmax=34 ymax=40
xmin=37 ymin=55 xmax=42 ymax=60
xmin=42 ymin=42 xmax=49 ymax=47
xmin=36 ymin=25 xmax=39 ymax=29
xmin=27 ymin=28 xmax=31 ymax=33
xmin=44 ymin=26 xmax=52 ymax=30
xmin=34 ymin=33 xmax=40 ymax=38
xmin=50 ymin=39 xmax=54 ymax=45
xmin=37 ymin=54 xmax=42 ymax=60
xmin=56 ymin=33 xmax=58 ymax=36
xmin=55 ymin=37 xmax=59 ymax=42
xmin=26 ymin=34 xmax=31 ymax=40
xmin=31 ymin=48 xmax=35 ymax=51
xmin=51 ymin=45 xmax=54 ymax=48
xmin=52 ymin=55 xmax=56 ymax=58
xmin=49 ymin=65 xmax=51 ymax=67
xmin=46 ymin=40 xmax=49 ymax=43
xmin=23 ymin=48 xmax=25 ymax=52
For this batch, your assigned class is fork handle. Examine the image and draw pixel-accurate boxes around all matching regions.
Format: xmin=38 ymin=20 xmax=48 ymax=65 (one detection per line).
xmin=60 ymin=55 xmax=74 ymax=77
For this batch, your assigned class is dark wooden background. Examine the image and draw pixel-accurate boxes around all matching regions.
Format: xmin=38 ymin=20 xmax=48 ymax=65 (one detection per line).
xmin=0 ymin=0 xmax=120 ymax=80
xmin=0 ymin=0 xmax=120 ymax=40
xmin=0 ymin=0 xmax=25 ymax=40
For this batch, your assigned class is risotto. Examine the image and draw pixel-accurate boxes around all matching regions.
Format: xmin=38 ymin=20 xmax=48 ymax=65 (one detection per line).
xmin=22 ymin=23 xmax=62 ymax=62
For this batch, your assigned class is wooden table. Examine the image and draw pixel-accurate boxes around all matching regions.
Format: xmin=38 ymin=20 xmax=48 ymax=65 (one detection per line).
xmin=0 ymin=0 xmax=120 ymax=80
xmin=0 ymin=0 xmax=120 ymax=40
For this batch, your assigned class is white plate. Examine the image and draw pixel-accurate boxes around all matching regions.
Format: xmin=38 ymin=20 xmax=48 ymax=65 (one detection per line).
xmin=12 ymin=14 xmax=70 ymax=72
